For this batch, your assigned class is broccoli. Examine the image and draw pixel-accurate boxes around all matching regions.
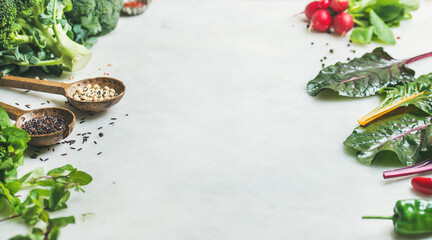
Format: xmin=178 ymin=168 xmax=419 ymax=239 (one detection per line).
xmin=0 ymin=0 xmax=92 ymax=76
xmin=66 ymin=0 xmax=123 ymax=36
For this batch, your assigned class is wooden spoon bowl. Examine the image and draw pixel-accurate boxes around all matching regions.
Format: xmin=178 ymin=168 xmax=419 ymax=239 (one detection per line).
xmin=0 ymin=76 xmax=125 ymax=112
xmin=0 ymin=102 xmax=76 ymax=147
xmin=66 ymin=77 xmax=126 ymax=112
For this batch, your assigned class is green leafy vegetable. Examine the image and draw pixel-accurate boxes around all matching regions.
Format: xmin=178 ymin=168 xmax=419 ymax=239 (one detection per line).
xmin=66 ymin=0 xmax=123 ymax=37
xmin=350 ymin=26 xmax=374 ymax=44
xmin=348 ymin=0 xmax=419 ymax=44
xmin=0 ymin=106 xmax=92 ymax=239
xmin=369 ymin=10 xmax=396 ymax=44
xmin=0 ymin=0 xmax=93 ymax=77
xmin=344 ymin=111 xmax=432 ymax=166
xmin=359 ymin=74 xmax=432 ymax=125
xmin=307 ymin=47 xmax=416 ymax=97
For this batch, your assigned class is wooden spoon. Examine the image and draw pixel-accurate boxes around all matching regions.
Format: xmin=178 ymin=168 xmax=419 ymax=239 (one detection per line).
xmin=0 ymin=76 xmax=126 ymax=112
xmin=0 ymin=102 xmax=76 ymax=147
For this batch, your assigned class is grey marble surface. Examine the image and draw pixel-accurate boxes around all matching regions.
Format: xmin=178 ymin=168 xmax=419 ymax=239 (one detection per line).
xmin=3 ymin=0 xmax=432 ymax=239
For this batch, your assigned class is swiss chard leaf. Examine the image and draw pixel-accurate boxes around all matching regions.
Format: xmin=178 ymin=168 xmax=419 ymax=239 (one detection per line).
xmin=307 ymin=47 xmax=415 ymax=97
xmin=344 ymin=111 xmax=432 ymax=166
xmin=358 ymin=74 xmax=432 ymax=125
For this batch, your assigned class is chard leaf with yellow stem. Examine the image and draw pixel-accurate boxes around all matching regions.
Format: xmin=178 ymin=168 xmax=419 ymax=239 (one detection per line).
xmin=359 ymin=74 xmax=432 ymax=126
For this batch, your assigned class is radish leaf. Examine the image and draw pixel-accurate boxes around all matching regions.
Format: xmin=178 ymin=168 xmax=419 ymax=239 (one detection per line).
xmin=307 ymin=47 xmax=415 ymax=97
xmin=344 ymin=111 xmax=432 ymax=166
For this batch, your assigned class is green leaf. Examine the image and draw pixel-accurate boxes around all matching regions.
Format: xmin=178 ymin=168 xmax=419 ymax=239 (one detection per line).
xmin=48 ymin=184 xmax=69 ymax=211
xmin=47 ymin=164 xmax=75 ymax=177
xmin=47 ymin=227 xmax=60 ymax=240
xmin=307 ymin=47 xmax=415 ymax=97
xmin=399 ymin=0 xmax=419 ymax=11
xmin=370 ymin=10 xmax=396 ymax=44
xmin=48 ymin=216 xmax=75 ymax=229
xmin=0 ymin=106 xmax=11 ymax=129
xmin=2 ymin=127 xmax=31 ymax=146
xmin=344 ymin=111 xmax=432 ymax=165
xmin=372 ymin=0 xmax=404 ymax=22
xmin=5 ymin=181 xmax=21 ymax=195
xmin=350 ymin=26 xmax=374 ymax=44
xmin=21 ymin=206 xmax=41 ymax=225
xmin=359 ymin=74 xmax=432 ymax=125
xmin=69 ymin=171 xmax=92 ymax=186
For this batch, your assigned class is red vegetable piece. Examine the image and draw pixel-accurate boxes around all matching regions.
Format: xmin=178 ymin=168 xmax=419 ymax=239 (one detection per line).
xmin=310 ymin=9 xmax=332 ymax=32
xmin=330 ymin=0 xmax=349 ymax=12
xmin=305 ymin=1 xmax=321 ymax=19
xmin=319 ymin=0 xmax=331 ymax=9
xmin=332 ymin=12 xmax=354 ymax=36
xmin=412 ymin=177 xmax=432 ymax=195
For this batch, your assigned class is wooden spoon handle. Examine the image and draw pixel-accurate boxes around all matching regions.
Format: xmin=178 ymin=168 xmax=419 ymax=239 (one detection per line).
xmin=0 ymin=102 xmax=28 ymax=120
xmin=0 ymin=75 xmax=69 ymax=96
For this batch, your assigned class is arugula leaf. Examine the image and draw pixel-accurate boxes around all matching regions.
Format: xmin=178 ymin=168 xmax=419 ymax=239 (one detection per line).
xmin=370 ymin=10 xmax=396 ymax=44
xmin=307 ymin=47 xmax=415 ymax=97
xmin=344 ymin=111 xmax=432 ymax=165
xmin=358 ymin=74 xmax=432 ymax=125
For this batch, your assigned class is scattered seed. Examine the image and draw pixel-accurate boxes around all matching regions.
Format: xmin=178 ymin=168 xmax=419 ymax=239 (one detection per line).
xmin=97 ymin=152 xmax=102 ymax=155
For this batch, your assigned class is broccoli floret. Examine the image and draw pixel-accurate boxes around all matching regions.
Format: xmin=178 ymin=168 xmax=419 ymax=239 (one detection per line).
xmin=0 ymin=0 xmax=17 ymax=28
xmin=94 ymin=0 xmax=123 ymax=35
xmin=65 ymin=0 xmax=96 ymax=22
xmin=66 ymin=0 xmax=122 ymax=36
xmin=0 ymin=0 xmax=92 ymax=75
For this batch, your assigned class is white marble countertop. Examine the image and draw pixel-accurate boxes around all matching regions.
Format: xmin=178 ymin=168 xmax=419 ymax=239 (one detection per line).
xmin=3 ymin=0 xmax=432 ymax=239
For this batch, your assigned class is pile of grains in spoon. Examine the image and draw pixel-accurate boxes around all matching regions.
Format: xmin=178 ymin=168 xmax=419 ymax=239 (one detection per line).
xmin=22 ymin=114 xmax=66 ymax=135
xmin=72 ymin=84 xmax=118 ymax=102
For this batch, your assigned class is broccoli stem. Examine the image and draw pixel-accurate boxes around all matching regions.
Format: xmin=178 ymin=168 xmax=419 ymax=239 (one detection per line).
xmin=17 ymin=58 xmax=63 ymax=67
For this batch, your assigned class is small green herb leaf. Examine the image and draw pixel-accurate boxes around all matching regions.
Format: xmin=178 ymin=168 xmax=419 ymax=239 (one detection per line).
xmin=47 ymin=164 xmax=75 ymax=177
xmin=0 ymin=106 xmax=11 ymax=129
xmin=69 ymin=171 xmax=92 ymax=186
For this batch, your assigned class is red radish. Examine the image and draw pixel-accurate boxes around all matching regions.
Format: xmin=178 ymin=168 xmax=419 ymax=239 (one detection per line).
xmin=412 ymin=177 xmax=432 ymax=195
xmin=332 ymin=12 xmax=354 ymax=36
xmin=304 ymin=1 xmax=321 ymax=19
xmin=330 ymin=0 xmax=349 ymax=12
xmin=309 ymin=9 xmax=332 ymax=32
xmin=319 ymin=0 xmax=331 ymax=9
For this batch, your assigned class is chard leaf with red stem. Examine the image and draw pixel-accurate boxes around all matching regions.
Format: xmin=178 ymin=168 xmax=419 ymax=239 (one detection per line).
xmin=307 ymin=47 xmax=432 ymax=97
xmin=344 ymin=111 xmax=432 ymax=166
